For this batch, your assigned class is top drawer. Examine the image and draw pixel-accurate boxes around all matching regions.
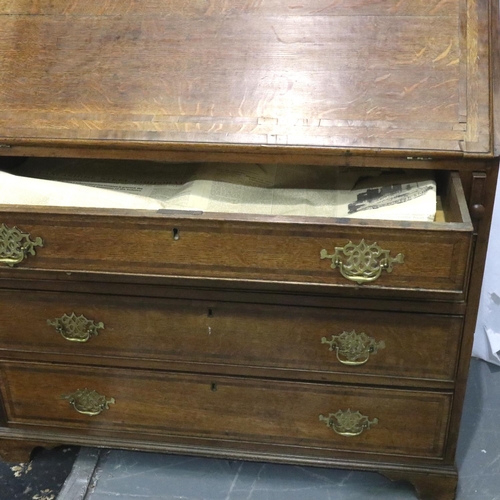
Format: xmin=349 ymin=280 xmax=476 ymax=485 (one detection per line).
xmin=0 ymin=172 xmax=472 ymax=300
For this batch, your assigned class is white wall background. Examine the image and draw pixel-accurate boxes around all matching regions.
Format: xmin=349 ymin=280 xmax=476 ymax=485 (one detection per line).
xmin=473 ymin=173 xmax=500 ymax=365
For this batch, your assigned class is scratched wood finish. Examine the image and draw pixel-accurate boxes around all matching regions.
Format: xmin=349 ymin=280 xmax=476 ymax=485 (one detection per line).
xmin=0 ymin=290 xmax=463 ymax=384
xmin=0 ymin=361 xmax=452 ymax=459
xmin=0 ymin=0 xmax=492 ymax=156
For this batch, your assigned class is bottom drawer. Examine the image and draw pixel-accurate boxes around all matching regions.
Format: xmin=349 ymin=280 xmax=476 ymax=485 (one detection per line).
xmin=0 ymin=362 xmax=451 ymax=459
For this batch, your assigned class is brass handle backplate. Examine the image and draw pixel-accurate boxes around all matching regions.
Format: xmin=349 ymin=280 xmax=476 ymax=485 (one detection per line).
xmin=320 ymin=239 xmax=404 ymax=284
xmin=48 ymin=313 xmax=104 ymax=343
xmin=0 ymin=223 xmax=44 ymax=267
xmin=322 ymin=330 xmax=385 ymax=366
xmin=62 ymin=388 xmax=115 ymax=416
xmin=319 ymin=409 xmax=378 ymax=437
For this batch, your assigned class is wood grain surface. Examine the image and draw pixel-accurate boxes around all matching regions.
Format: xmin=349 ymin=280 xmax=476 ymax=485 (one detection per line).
xmin=0 ymin=0 xmax=493 ymax=157
xmin=0 ymin=208 xmax=473 ymax=298
xmin=0 ymin=361 xmax=452 ymax=459
xmin=0 ymin=289 xmax=463 ymax=384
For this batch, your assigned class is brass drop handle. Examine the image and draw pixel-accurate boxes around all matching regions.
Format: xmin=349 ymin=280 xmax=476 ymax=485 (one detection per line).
xmin=62 ymin=388 xmax=115 ymax=416
xmin=0 ymin=223 xmax=44 ymax=267
xmin=322 ymin=330 xmax=385 ymax=366
xmin=319 ymin=409 xmax=378 ymax=437
xmin=47 ymin=313 xmax=104 ymax=343
xmin=320 ymin=239 xmax=404 ymax=284
xmin=0 ymin=252 xmax=28 ymax=266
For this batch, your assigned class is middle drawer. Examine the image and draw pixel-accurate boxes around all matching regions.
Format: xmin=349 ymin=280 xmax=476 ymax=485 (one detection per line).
xmin=0 ymin=290 xmax=461 ymax=384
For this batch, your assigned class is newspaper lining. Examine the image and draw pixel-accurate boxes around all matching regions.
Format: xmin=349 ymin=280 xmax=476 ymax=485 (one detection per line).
xmin=0 ymin=159 xmax=437 ymax=222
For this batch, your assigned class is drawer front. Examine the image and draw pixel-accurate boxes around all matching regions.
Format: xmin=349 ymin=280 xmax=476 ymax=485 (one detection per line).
xmin=0 ymin=290 xmax=462 ymax=383
xmin=0 ymin=362 xmax=451 ymax=459
xmin=0 ymin=171 xmax=472 ymax=299
xmin=0 ymin=214 xmax=472 ymax=297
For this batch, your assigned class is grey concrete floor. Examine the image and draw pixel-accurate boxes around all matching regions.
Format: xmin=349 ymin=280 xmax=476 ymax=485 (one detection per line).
xmin=58 ymin=358 xmax=500 ymax=500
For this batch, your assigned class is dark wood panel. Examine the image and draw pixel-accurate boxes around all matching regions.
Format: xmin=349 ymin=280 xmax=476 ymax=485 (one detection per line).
xmin=0 ymin=362 xmax=452 ymax=459
xmin=0 ymin=290 xmax=462 ymax=383
xmin=442 ymin=163 xmax=500 ymax=464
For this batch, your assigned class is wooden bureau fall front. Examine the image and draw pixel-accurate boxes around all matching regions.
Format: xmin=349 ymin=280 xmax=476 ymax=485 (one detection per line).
xmin=0 ymin=1 xmax=499 ymax=499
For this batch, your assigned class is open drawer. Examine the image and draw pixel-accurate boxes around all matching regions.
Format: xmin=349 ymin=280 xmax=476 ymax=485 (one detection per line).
xmin=0 ymin=165 xmax=472 ymax=300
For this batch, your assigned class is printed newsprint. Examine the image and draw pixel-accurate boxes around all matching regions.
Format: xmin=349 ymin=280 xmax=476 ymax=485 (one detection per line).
xmin=0 ymin=159 xmax=437 ymax=221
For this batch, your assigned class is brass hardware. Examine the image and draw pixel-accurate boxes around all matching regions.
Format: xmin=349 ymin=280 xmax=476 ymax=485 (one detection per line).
xmin=406 ymin=156 xmax=433 ymax=161
xmin=320 ymin=239 xmax=404 ymax=284
xmin=319 ymin=409 xmax=378 ymax=437
xmin=47 ymin=313 xmax=104 ymax=343
xmin=62 ymin=388 xmax=115 ymax=416
xmin=0 ymin=223 xmax=43 ymax=267
xmin=322 ymin=330 xmax=385 ymax=366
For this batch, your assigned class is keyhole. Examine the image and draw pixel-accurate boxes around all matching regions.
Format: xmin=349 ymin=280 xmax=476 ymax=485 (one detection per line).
xmin=211 ymin=383 xmax=218 ymax=392
xmin=208 ymin=308 xmax=214 ymax=318
xmin=172 ymin=228 xmax=180 ymax=241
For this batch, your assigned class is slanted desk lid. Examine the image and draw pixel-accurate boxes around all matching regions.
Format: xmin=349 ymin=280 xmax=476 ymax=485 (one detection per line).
xmin=0 ymin=0 xmax=495 ymax=159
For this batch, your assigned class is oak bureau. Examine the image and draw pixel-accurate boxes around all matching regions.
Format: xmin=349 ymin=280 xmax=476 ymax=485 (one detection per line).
xmin=0 ymin=1 xmax=499 ymax=499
